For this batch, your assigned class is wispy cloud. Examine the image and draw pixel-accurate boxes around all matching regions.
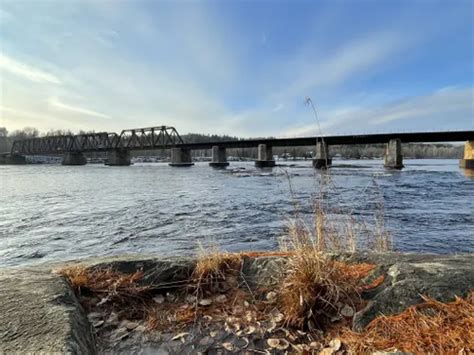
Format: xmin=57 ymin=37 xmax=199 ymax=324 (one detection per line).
xmin=283 ymin=87 xmax=474 ymax=136
xmin=0 ymin=54 xmax=61 ymax=84
xmin=48 ymin=97 xmax=111 ymax=119
xmin=275 ymin=31 xmax=411 ymax=100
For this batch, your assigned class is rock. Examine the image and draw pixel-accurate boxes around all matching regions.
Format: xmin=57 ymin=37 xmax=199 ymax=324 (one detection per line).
xmin=340 ymin=304 xmax=354 ymax=317
xmin=0 ymin=268 xmax=96 ymax=354
xmin=352 ymin=254 xmax=474 ymax=331
xmin=81 ymin=256 xmax=195 ymax=290
xmin=240 ymin=256 xmax=288 ymax=289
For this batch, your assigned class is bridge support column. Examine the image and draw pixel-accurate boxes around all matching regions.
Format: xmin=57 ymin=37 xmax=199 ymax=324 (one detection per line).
xmin=459 ymin=141 xmax=474 ymax=169
xmin=5 ymin=154 xmax=26 ymax=165
xmin=384 ymin=139 xmax=403 ymax=169
xmin=209 ymin=146 xmax=229 ymax=168
xmin=312 ymin=141 xmax=332 ymax=169
xmin=106 ymin=150 xmax=131 ymax=166
xmin=169 ymin=148 xmax=194 ymax=167
xmin=255 ymin=144 xmax=275 ymax=168
xmin=62 ymin=152 xmax=87 ymax=166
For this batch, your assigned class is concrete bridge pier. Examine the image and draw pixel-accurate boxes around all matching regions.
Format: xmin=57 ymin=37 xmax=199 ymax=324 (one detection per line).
xmin=209 ymin=146 xmax=229 ymax=168
xmin=169 ymin=148 xmax=194 ymax=167
xmin=106 ymin=150 xmax=131 ymax=166
xmin=459 ymin=141 xmax=474 ymax=169
xmin=0 ymin=154 xmax=26 ymax=165
xmin=384 ymin=139 xmax=404 ymax=169
xmin=255 ymin=144 xmax=275 ymax=168
xmin=312 ymin=141 xmax=332 ymax=169
xmin=62 ymin=152 xmax=87 ymax=166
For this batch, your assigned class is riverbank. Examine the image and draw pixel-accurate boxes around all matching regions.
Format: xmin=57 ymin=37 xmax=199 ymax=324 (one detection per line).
xmin=1 ymin=252 xmax=472 ymax=354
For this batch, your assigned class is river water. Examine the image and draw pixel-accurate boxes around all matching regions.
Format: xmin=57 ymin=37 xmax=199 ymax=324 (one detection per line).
xmin=0 ymin=159 xmax=473 ymax=267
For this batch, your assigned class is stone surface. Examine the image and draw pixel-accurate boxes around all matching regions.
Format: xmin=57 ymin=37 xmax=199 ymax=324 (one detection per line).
xmin=106 ymin=149 xmax=131 ymax=166
xmin=255 ymin=144 xmax=275 ymax=168
xmin=384 ymin=139 xmax=403 ymax=169
xmin=62 ymin=152 xmax=87 ymax=166
xmin=209 ymin=146 xmax=229 ymax=167
xmin=0 ymin=268 xmax=96 ymax=354
xmin=345 ymin=253 xmax=474 ymax=331
xmin=79 ymin=255 xmax=196 ymax=290
xmin=313 ymin=141 xmax=332 ymax=169
xmin=169 ymin=148 xmax=194 ymax=167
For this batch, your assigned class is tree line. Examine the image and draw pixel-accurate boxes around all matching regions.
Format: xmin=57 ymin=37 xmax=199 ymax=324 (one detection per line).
xmin=0 ymin=127 xmax=463 ymax=159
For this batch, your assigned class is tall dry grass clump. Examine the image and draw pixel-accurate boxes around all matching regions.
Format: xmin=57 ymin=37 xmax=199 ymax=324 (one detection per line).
xmin=277 ymin=170 xmax=393 ymax=330
xmin=191 ymin=247 xmax=242 ymax=296
xmin=279 ymin=250 xmax=355 ymax=329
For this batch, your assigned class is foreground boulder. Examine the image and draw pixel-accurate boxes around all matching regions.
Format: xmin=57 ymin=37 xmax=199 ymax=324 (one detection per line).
xmin=0 ymin=268 xmax=96 ymax=354
xmin=338 ymin=253 xmax=474 ymax=331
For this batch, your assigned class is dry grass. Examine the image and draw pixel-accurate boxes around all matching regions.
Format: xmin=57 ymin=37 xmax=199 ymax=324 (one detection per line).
xmin=191 ymin=248 xmax=242 ymax=295
xmin=278 ymin=250 xmax=375 ymax=330
xmin=58 ymin=265 xmax=150 ymax=305
xmin=343 ymin=292 xmax=474 ymax=353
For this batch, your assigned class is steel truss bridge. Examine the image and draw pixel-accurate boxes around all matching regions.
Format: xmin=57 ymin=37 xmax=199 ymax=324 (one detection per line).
xmin=10 ymin=126 xmax=184 ymax=155
xmin=7 ymin=126 xmax=474 ymax=156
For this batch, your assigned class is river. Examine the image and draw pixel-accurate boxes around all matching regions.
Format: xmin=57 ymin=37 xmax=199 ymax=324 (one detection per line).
xmin=0 ymin=159 xmax=473 ymax=267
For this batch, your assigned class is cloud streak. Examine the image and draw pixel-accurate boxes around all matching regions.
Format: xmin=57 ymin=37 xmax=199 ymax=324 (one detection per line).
xmin=284 ymin=87 xmax=474 ymax=136
xmin=48 ymin=97 xmax=111 ymax=119
xmin=0 ymin=54 xmax=61 ymax=84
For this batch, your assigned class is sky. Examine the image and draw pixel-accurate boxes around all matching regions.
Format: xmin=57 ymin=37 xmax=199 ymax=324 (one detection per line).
xmin=0 ymin=0 xmax=473 ymax=137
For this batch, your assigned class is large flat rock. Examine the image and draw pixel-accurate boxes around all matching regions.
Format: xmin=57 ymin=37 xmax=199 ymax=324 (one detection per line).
xmin=0 ymin=268 xmax=96 ymax=354
xmin=343 ymin=253 xmax=474 ymax=330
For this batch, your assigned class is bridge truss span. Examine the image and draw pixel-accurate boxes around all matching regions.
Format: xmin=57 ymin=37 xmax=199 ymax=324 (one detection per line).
xmin=9 ymin=126 xmax=184 ymax=155
xmin=117 ymin=126 xmax=184 ymax=150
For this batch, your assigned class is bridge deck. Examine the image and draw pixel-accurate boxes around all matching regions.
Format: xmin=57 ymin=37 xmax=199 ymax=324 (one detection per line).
xmin=178 ymin=131 xmax=474 ymax=150
xmin=7 ymin=130 xmax=474 ymax=155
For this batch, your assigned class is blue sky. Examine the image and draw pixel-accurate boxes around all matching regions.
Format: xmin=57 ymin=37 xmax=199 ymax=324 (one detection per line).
xmin=0 ymin=0 xmax=473 ymax=137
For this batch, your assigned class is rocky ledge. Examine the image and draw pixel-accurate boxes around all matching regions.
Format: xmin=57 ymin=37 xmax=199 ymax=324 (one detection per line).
xmin=0 ymin=252 xmax=472 ymax=354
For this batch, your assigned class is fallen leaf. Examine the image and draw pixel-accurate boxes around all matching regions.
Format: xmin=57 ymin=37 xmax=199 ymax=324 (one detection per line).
xmin=245 ymin=326 xmax=256 ymax=334
xmin=199 ymin=298 xmax=212 ymax=306
xmin=266 ymin=338 xmax=289 ymax=349
xmin=266 ymin=291 xmax=277 ymax=303
xmin=171 ymin=332 xmax=189 ymax=341
xmin=329 ymin=338 xmax=342 ymax=351
xmin=153 ymin=295 xmax=165 ymax=304
xmin=215 ymin=294 xmax=227 ymax=303
xmin=222 ymin=342 xmax=235 ymax=351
